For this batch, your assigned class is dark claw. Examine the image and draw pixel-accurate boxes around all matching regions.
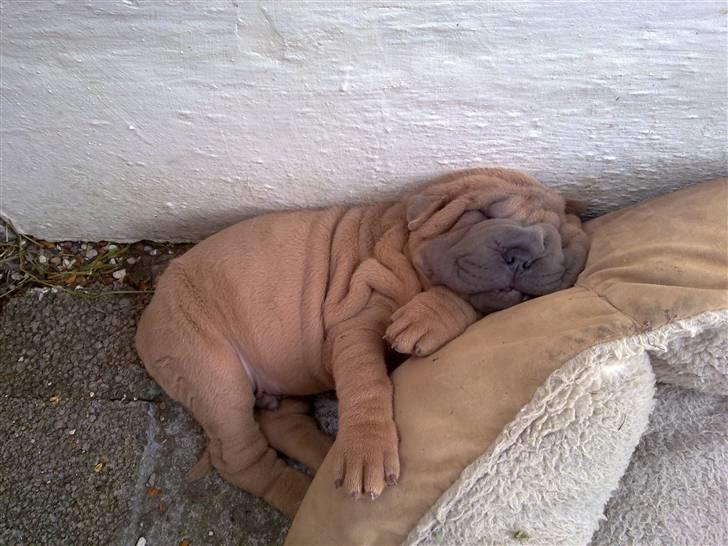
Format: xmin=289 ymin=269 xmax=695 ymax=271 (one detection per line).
xmin=386 ymin=474 xmax=398 ymax=486
xmin=335 ymin=479 xmax=342 ymax=488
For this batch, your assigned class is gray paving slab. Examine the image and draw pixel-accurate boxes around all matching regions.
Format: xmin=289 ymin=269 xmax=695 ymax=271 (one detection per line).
xmin=0 ymin=397 xmax=151 ymax=545
xmin=0 ymin=290 xmax=292 ymax=546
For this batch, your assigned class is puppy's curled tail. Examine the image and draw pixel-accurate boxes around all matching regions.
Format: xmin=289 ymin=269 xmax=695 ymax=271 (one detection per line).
xmin=186 ymin=447 xmax=212 ymax=481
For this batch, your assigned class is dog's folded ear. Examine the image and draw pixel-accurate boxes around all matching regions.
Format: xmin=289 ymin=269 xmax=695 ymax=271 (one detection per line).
xmin=405 ymin=191 xmax=471 ymax=240
xmin=559 ymin=214 xmax=590 ymax=288
xmin=406 ymin=193 xmax=447 ymax=230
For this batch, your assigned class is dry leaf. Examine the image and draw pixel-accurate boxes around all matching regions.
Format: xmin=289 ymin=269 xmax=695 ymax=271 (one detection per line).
xmin=94 ymin=462 xmax=104 ymax=473
xmin=179 ymin=540 xmax=191 ymax=546
xmin=49 ymin=395 xmax=61 ymax=405
xmin=158 ymin=502 xmax=167 ymax=514
xmin=146 ymin=486 xmax=162 ymax=497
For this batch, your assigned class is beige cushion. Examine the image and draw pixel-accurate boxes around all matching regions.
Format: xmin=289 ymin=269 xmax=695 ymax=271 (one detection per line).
xmin=285 ymin=179 xmax=728 ymax=546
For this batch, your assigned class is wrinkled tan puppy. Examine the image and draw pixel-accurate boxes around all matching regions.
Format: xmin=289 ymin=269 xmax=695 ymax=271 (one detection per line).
xmin=135 ymin=168 xmax=589 ymax=517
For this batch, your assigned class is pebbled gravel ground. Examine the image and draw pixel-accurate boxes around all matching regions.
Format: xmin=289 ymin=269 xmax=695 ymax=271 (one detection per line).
xmin=0 ymin=288 xmax=337 ymax=546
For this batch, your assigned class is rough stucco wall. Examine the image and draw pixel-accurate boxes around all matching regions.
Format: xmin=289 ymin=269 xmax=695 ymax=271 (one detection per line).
xmin=1 ymin=1 xmax=726 ymax=242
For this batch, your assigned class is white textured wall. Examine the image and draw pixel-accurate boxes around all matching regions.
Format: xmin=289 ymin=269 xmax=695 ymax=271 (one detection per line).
xmin=1 ymin=1 xmax=726 ymax=242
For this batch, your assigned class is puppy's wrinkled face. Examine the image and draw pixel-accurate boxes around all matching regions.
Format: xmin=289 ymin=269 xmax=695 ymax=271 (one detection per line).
xmin=413 ymin=211 xmax=569 ymax=313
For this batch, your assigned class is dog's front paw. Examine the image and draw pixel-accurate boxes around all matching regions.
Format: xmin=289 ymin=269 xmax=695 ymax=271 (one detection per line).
xmin=330 ymin=420 xmax=399 ymax=499
xmin=385 ymin=303 xmax=451 ymax=357
xmin=385 ymin=288 xmax=478 ymax=357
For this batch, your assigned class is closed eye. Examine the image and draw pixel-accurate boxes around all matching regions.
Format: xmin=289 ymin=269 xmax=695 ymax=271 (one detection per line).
xmin=457 ymin=256 xmax=485 ymax=271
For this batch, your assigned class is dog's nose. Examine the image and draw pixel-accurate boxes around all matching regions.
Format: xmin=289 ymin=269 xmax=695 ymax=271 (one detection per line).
xmin=503 ymin=251 xmax=533 ymax=273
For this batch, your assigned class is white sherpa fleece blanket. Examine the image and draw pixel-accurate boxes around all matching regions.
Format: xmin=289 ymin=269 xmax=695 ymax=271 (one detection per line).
xmin=592 ymin=383 xmax=728 ymax=545
xmin=402 ymin=310 xmax=728 ymax=546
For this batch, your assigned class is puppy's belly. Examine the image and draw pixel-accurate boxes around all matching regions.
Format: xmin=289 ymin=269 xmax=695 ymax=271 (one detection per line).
xmin=231 ymin=338 xmax=333 ymax=403
xmin=172 ymin=206 xmax=344 ymax=398
xmin=232 ymin=342 xmax=281 ymax=408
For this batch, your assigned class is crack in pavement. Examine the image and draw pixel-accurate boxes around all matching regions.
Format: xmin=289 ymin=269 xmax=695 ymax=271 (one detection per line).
xmin=119 ymin=402 xmax=162 ymax=546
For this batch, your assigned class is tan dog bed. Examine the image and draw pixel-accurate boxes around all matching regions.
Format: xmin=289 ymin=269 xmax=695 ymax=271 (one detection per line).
xmin=285 ymin=178 xmax=728 ymax=545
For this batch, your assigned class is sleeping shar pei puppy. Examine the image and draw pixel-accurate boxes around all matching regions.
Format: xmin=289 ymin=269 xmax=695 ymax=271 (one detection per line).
xmin=136 ymin=168 xmax=589 ymax=517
